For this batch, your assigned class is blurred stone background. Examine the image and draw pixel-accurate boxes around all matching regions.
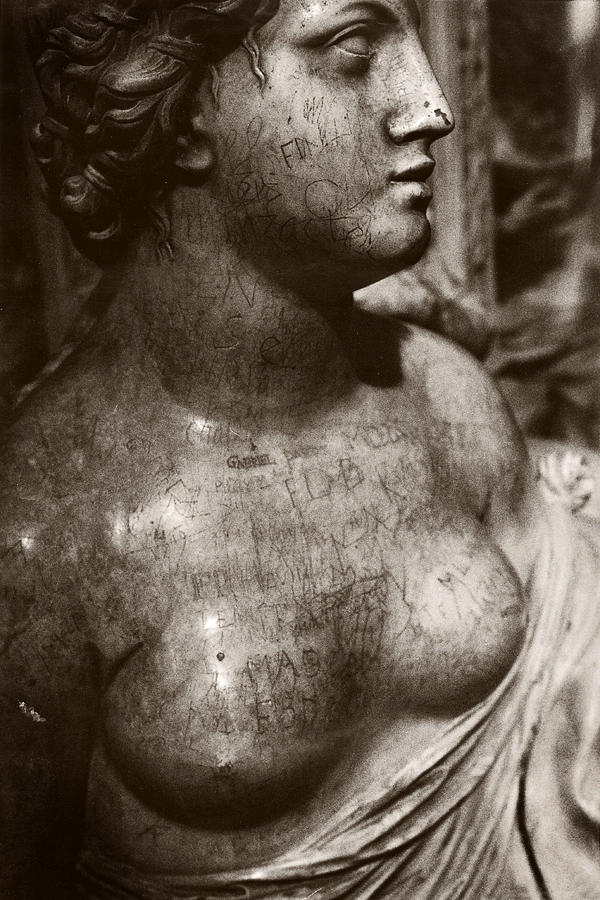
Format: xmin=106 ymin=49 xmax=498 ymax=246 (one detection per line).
xmin=487 ymin=0 xmax=600 ymax=446
xmin=2 ymin=1 xmax=600 ymax=445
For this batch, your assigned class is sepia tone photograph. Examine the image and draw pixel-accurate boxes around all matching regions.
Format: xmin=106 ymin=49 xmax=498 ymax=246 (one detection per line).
xmin=1 ymin=1 xmax=600 ymax=897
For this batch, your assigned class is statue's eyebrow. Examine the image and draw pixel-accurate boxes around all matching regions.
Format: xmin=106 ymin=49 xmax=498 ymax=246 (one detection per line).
xmin=296 ymin=0 xmax=418 ymax=42
xmin=297 ymin=1 xmax=392 ymax=40
xmin=352 ymin=0 xmax=421 ymax=29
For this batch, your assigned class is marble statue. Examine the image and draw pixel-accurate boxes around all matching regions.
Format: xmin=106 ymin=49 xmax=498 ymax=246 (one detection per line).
xmin=1 ymin=1 xmax=599 ymax=898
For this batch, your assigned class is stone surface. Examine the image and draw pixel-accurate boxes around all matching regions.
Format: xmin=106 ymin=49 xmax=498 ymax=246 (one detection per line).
xmin=1 ymin=2 xmax=598 ymax=899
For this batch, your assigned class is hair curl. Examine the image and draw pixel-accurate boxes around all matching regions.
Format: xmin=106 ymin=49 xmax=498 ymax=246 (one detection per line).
xmin=27 ymin=0 xmax=279 ymax=261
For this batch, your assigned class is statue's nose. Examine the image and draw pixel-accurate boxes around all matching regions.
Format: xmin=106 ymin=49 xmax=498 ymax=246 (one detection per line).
xmin=384 ymin=41 xmax=455 ymax=146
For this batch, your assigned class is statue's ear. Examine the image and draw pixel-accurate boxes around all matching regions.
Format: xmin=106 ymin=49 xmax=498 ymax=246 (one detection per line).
xmin=174 ymin=101 xmax=215 ymax=178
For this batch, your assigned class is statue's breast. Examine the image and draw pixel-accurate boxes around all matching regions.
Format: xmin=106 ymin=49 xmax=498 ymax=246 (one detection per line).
xmin=96 ymin=430 xmax=527 ymax=829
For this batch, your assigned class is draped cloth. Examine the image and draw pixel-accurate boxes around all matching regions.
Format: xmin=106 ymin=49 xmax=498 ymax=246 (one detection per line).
xmin=76 ymin=500 xmax=600 ymax=900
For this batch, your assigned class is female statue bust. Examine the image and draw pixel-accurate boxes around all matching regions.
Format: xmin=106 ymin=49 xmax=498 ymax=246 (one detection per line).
xmin=1 ymin=1 xmax=599 ymax=898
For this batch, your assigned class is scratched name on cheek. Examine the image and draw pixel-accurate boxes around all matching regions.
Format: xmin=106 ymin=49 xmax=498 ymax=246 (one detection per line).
xmin=215 ymin=99 xmax=375 ymax=257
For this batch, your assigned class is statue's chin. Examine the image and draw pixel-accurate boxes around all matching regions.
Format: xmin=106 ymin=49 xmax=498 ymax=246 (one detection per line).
xmin=383 ymin=215 xmax=432 ymax=268
xmin=349 ymin=218 xmax=432 ymax=291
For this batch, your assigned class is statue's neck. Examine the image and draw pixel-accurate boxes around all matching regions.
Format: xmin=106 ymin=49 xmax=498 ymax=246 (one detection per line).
xmin=97 ymin=233 xmax=391 ymax=429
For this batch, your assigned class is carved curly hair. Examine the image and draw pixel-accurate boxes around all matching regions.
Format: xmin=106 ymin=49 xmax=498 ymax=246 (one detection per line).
xmin=27 ymin=0 xmax=279 ymax=261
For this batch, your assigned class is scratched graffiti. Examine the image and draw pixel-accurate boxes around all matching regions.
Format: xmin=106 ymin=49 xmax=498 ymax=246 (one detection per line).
xmin=0 ymin=0 xmax=566 ymax=892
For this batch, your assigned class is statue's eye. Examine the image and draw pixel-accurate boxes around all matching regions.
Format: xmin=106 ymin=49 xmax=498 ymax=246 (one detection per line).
xmin=334 ymin=28 xmax=372 ymax=57
xmin=326 ymin=25 xmax=374 ymax=62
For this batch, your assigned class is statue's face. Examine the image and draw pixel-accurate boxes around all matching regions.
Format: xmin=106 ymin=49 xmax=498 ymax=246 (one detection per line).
xmin=201 ymin=0 xmax=454 ymax=293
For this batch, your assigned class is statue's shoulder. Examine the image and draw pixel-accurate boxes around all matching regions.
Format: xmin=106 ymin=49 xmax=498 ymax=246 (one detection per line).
xmin=0 ymin=350 xmax=197 ymax=597
xmin=400 ymin=324 xmax=529 ymax=483
xmin=398 ymin=325 xmax=540 ymax=581
xmin=1 ymin=360 xmax=110 ymax=536
xmin=0 ymin=364 xmax=113 ymax=705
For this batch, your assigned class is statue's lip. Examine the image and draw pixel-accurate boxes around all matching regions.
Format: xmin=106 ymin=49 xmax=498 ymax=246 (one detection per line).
xmin=389 ymin=159 xmax=435 ymax=182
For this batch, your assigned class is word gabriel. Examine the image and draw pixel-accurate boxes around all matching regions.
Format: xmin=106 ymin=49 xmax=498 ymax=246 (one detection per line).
xmin=227 ymin=454 xmax=274 ymax=470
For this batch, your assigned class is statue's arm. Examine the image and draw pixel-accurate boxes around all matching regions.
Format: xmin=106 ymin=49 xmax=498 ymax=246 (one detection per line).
xmin=0 ymin=434 xmax=98 ymax=900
